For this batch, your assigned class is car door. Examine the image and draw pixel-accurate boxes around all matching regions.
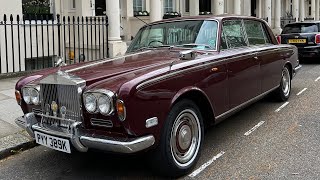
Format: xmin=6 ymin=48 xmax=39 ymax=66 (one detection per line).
xmin=221 ymin=19 xmax=260 ymax=109
xmin=243 ymin=20 xmax=283 ymax=93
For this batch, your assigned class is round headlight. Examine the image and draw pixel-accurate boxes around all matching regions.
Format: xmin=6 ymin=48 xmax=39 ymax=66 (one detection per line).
xmin=31 ymin=88 xmax=40 ymax=105
xmin=98 ymin=95 xmax=112 ymax=115
xmin=84 ymin=93 xmax=97 ymax=113
xmin=22 ymin=88 xmax=31 ymax=104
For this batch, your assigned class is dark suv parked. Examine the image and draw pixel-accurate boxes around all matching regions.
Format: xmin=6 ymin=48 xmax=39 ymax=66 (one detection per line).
xmin=278 ymin=22 xmax=320 ymax=59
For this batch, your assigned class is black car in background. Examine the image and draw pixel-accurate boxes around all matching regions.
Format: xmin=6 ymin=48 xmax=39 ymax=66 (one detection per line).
xmin=278 ymin=22 xmax=320 ymax=59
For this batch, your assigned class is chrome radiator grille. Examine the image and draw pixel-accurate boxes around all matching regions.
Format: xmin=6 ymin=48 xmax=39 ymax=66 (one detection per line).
xmin=40 ymin=84 xmax=82 ymax=122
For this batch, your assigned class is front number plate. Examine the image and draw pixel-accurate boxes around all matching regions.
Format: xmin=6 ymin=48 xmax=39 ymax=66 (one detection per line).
xmin=35 ymin=131 xmax=71 ymax=153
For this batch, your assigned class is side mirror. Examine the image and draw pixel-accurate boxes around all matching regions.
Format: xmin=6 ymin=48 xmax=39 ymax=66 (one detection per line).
xmin=179 ymin=50 xmax=197 ymax=60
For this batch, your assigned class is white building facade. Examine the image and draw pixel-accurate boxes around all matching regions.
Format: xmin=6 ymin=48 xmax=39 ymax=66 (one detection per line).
xmin=80 ymin=0 xmax=320 ymax=56
xmin=0 ymin=0 xmax=320 ymax=74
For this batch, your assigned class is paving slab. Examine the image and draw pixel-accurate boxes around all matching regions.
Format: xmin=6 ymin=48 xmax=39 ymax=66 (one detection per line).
xmin=0 ymin=99 xmax=23 ymax=128
xmin=0 ymin=89 xmax=15 ymax=99
xmin=0 ymin=119 xmax=20 ymax=139
xmin=0 ymin=79 xmax=17 ymax=91
xmin=0 ymin=131 xmax=36 ymax=160
xmin=0 ymin=93 xmax=11 ymax=101
xmin=0 ymin=77 xmax=36 ymax=161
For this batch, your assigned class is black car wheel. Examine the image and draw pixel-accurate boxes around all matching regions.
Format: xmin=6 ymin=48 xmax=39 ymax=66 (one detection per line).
xmin=274 ymin=66 xmax=291 ymax=101
xmin=152 ymin=99 xmax=204 ymax=177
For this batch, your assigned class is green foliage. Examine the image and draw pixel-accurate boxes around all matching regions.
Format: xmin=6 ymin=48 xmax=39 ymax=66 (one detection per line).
xmin=22 ymin=0 xmax=50 ymax=14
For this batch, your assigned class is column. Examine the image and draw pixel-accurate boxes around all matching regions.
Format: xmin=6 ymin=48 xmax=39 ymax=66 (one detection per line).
xmin=243 ymin=0 xmax=251 ymax=16
xmin=311 ymin=0 xmax=316 ymax=20
xmin=292 ymin=0 xmax=299 ymax=22
xmin=300 ymin=0 xmax=305 ymax=21
xmin=150 ymin=0 xmax=162 ymax=22
xmin=121 ymin=0 xmax=133 ymax=41
xmin=256 ymin=0 xmax=262 ymax=18
xmin=106 ymin=0 xmax=127 ymax=57
xmin=265 ymin=0 xmax=272 ymax=26
xmin=274 ymin=0 xmax=282 ymax=35
xmin=316 ymin=0 xmax=320 ymax=20
xmin=234 ymin=0 xmax=241 ymax=15
xmin=106 ymin=0 xmax=121 ymax=41
xmin=227 ymin=0 xmax=234 ymax=14
xmin=190 ymin=0 xmax=199 ymax=16
xmin=212 ymin=0 xmax=225 ymax=15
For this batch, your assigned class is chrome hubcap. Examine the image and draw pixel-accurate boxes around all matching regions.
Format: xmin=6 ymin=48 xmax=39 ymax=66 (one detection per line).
xmin=282 ymin=68 xmax=291 ymax=97
xmin=170 ymin=109 xmax=201 ymax=167
xmin=178 ymin=125 xmax=192 ymax=151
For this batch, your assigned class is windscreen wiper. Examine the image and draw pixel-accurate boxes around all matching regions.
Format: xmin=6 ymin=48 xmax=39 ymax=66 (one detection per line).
xmin=177 ymin=44 xmax=212 ymax=48
xmin=135 ymin=45 xmax=174 ymax=52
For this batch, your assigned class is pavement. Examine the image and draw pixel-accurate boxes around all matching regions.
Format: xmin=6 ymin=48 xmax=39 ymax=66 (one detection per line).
xmin=0 ymin=77 xmax=36 ymax=160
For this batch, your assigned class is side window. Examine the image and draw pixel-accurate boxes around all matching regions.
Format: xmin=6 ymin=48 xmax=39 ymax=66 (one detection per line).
xmin=244 ymin=20 xmax=267 ymax=45
xmin=222 ymin=20 xmax=247 ymax=49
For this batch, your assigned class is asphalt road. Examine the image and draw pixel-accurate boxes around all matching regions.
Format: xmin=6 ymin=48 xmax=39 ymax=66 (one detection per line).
xmin=1 ymin=62 xmax=320 ymax=180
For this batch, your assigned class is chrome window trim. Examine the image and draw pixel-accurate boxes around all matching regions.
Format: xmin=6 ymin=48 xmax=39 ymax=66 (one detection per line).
xmin=131 ymin=19 xmax=220 ymax=52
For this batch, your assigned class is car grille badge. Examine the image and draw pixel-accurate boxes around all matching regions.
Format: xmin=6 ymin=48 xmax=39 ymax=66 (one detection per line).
xmin=45 ymin=104 xmax=50 ymax=116
xmin=60 ymin=106 xmax=67 ymax=119
xmin=51 ymin=101 xmax=58 ymax=117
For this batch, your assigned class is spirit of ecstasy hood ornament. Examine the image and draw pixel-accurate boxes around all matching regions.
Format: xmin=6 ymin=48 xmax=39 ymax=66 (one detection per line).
xmin=54 ymin=56 xmax=67 ymax=72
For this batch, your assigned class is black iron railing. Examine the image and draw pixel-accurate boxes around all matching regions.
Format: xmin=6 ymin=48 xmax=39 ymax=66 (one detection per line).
xmin=0 ymin=14 xmax=109 ymax=74
xmin=304 ymin=17 xmax=315 ymax=21
xmin=281 ymin=17 xmax=296 ymax=28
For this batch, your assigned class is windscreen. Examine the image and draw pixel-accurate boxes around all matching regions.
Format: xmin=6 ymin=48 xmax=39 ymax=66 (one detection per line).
xmin=282 ymin=23 xmax=319 ymax=34
xmin=127 ymin=20 xmax=218 ymax=53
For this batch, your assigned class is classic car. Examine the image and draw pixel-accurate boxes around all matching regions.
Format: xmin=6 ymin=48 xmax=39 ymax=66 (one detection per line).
xmin=278 ymin=21 xmax=320 ymax=59
xmin=15 ymin=15 xmax=301 ymax=177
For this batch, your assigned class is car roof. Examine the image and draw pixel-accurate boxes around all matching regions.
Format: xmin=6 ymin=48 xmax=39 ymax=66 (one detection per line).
xmin=147 ymin=14 xmax=263 ymax=25
xmin=285 ymin=21 xmax=320 ymax=26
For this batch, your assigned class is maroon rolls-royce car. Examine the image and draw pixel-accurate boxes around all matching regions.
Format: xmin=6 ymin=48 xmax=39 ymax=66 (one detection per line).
xmin=15 ymin=15 xmax=301 ymax=177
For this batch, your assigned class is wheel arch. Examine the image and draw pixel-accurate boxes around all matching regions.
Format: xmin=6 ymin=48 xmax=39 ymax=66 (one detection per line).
xmin=170 ymin=87 xmax=216 ymax=128
xmin=284 ymin=61 xmax=293 ymax=79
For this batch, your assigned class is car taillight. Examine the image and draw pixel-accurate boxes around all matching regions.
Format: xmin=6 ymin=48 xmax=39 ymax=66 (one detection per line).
xmin=277 ymin=35 xmax=281 ymax=44
xmin=315 ymin=34 xmax=320 ymax=44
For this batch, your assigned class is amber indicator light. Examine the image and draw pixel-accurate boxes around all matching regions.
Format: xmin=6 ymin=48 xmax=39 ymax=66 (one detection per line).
xmin=15 ymin=90 xmax=22 ymax=105
xmin=116 ymin=100 xmax=126 ymax=121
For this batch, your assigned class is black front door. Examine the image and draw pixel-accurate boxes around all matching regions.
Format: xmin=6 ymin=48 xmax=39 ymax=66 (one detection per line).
xmin=95 ymin=0 xmax=106 ymax=16
xmin=251 ymin=0 xmax=256 ymax=16
xmin=199 ymin=0 xmax=211 ymax=12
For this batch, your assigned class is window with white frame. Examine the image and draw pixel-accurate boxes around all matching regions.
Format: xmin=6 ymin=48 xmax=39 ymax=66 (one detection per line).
xmin=71 ymin=0 xmax=76 ymax=9
xmin=164 ymin=0 xmax=175 ymax=13
xmin=133 ymin=0 xmax=146 ymax=12
xmin=308 ymin=0 xmax=311 ymax=16
xmin=185 ymin=0 xmax=190 ymax=13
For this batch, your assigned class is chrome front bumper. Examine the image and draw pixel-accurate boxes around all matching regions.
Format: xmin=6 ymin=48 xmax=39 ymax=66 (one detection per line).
xmin=15 ymin=113 xmax=155 ymax=154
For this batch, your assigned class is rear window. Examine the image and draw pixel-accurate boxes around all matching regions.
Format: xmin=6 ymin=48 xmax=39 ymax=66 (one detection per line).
xmin=282 ymin=23 xmax=319 ymax=34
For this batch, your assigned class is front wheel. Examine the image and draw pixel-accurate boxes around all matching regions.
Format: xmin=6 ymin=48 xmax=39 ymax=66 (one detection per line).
xmin=274 ymin=66 xmax=291 ymax=101
xmin=152 ymin=100 xmax=204 ymax=177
